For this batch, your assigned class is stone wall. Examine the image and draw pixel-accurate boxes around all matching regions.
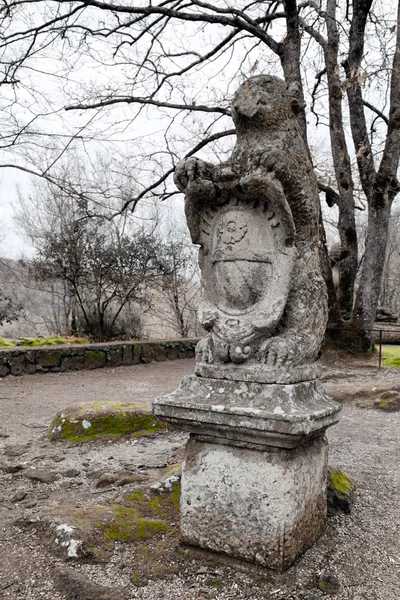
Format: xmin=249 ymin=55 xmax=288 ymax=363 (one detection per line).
xmin=373 ymin=323 xmax=400 ymax=344
xmin=0 ymin=339 xmax=198 ymax=378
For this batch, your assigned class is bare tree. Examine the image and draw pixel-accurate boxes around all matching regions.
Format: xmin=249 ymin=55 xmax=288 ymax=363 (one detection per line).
xmin=151 ymin=229 xmax=201 ymax=338
xmin=16 ymin=178 xmax=169 ymax=341
xmin=1 ymin=0 xmax=400 ymax=350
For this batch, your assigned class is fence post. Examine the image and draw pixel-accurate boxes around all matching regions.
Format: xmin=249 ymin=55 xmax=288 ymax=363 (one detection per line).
xmin=378 ymin=329 xmax=383 ymax=370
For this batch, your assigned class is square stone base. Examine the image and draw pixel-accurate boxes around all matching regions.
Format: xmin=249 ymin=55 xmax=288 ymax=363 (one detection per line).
xmin=180 ymin=434 xmax=328 ymax=571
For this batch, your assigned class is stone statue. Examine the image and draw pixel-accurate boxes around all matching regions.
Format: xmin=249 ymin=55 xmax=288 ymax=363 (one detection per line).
xmin=154 ymin=75 xmax=341 ymax=571
xmin=175 ymin=75 xmax=327 ymax=383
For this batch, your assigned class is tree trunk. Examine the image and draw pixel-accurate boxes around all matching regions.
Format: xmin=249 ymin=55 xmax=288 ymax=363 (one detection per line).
xmin=324 ymin=0 xmax=358 ymax=317
xmin=353 ymin=194 xmax=393 ymax=349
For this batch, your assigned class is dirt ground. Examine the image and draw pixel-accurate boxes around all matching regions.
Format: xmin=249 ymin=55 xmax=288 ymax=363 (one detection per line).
xmin=0 ymin=356 xmax=400 ymax=600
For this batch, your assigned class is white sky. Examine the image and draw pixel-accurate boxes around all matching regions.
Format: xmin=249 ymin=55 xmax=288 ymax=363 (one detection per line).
xmin=0 ymin=168 xmax=35 ymax=258
xmin=0 ymin=1 xmax=397 ymax=259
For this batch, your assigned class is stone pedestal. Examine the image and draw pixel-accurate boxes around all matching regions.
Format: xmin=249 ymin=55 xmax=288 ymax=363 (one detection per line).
xmin=153 ymin=375 xmax=341 ymax=571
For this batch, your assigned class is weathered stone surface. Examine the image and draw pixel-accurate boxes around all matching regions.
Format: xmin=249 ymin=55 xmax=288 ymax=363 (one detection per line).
xmin=174 ymin=75 xmax=327 ymax=381
xmin=60 ymin=354 xmax=86 ymax=371
xmin=166 ymin=345 xmax=179 ymax=360
xmin=24 ymin=469 xmax=59 ymax=484
xmin=154 ymin=375 xmax=340 ymax=449
xmin=53 ymin=567 xmax=127 ymax=600
xmin=9 ymin=353 xmax=27 ymax=376
xmin=3 ymin=444 xmax=30 ymax=457
xmin=153 ymin=75 xmax=340 ymax=573
xmin=11 ymin=490 xmax=27 ymax=502
xmin=317 ymin=570 xmax=340 ymax=594
xmin=0 ymin=339 xmax=198 ymax=378
xmin=180 ymin=435 xmax=328 ymax=570
xmin=122 ymin=344 xmax=133 ymax=365
xmin=37 ymin=350 xmax=62 ymax=369
xmin=327 ymin=467 xmax=355 ymax=515
xmin=374 ymin=390 xmax=400 ymax=412
xmin=0 ymin=463 xmax=24 ymax=473
xmin=0 ymin=361 xmax=9 ymax=377
xmin=84 ymin=350 xmax=106 ymax=369
xmin=107 ymin=347 xmax=123 ymax=367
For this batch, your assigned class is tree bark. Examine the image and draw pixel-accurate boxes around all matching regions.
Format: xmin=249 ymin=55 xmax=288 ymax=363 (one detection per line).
xmin=352 ymin=0 xmax=400 ymax=346
xmin=324 ymin=0 xmax=358 ymax=317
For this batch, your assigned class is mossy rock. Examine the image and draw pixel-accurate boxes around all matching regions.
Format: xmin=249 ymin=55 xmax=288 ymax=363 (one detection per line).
xmin=327 ymin=466 xmax=355 ymax=515
xmin=37 ymin=350 xmax=62 ymax=368
xmin=44 ymin=483 xmax=180 ymax=574
xmin=48 ymin=401 xmax=166 ymax=442
xmin=374 ymin=390 xmax=400 ymax=412
xmin=84 ymin=350 xmax=106 ymax=369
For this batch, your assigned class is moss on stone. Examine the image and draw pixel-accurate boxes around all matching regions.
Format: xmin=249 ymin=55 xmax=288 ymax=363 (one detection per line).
xmin=327 ymin=466 xmax=355 ymax=515
xmin=21 ymin=336 xmax=67 ymax=346
xmin=49 ymin=401 xmax=166 ymax=442
xmin=330 ymin=469 xmax=352 ymax=497
xmin=0 ymin=337 xmax=16 ymax=348
xmin=84 ymin=350 xmax=105 ymax=369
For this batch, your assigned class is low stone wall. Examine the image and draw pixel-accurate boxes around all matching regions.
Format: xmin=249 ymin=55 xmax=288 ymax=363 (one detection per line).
xmin=0 ymin=339 xmax=198 ymax=378
xmin=373 ymin=323 xmax=400 ymax=344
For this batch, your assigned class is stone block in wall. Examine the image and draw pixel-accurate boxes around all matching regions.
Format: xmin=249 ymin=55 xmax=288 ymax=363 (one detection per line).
xmin=122 ymin=345 xmax=133 ymax=365
xmin=84 ymin=350 xmax=106 ymax=370
xmin=140 ymin=344 xmax=155 ymax=363
xmin=178 ymin=347 xmax=187 ymax=359
xmin=166 ymin=345 xmax=179 ymax=360
xmin=0 ymin=361 xmax=10 ymax=377
xmin=9 ymin=353 xmax=27 ymax=376
xmin=153 ymin=344 xmax=167 ymax=362
xmin=37 ymin=350 xmax=63 ymax=369
xmin=132 ymin=343 xmax=141 ymax=364
xmin=60 ymin=354 xmax=86 ymax=372
xmin=107 ymin=347 xmax=123 ymax=367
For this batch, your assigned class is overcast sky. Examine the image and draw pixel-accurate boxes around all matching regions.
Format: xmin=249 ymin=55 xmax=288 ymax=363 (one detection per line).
xmin=0 ymin=169 xmax=34 ymax=258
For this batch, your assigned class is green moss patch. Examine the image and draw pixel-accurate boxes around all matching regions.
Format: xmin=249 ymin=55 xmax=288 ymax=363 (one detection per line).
xmin=374 ymin=389 xmax=400 ymax=412
xmin=327 ymin=466 xmax=355 ymax=515
xmin=21 ymin=336 xmax=67 ymax=347
xmin=48 ymin=401 xmax=166 ymax=442
xmin=0 ymin=337 xmax=16 ymax=348
xmin=58 ymin=485 xmax=180 ymax=570
xmin=330 ymin=469 xmax=352 ymax=496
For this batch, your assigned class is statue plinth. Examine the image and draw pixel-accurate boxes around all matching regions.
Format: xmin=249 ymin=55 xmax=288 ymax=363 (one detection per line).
xmin=153 ymin=375 xmax=340 ymax=570
xmin=152 ymin=74 xmax=341 ymax=571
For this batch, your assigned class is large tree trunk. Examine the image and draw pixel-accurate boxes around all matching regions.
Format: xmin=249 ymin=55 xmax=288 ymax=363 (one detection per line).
xmin=353 ymin=195 xmax=392 ymax=350
xmin=324 ymin=0 xmax=358 ymax=317
xmin=350 ymin=0 xmax=400 ymax=350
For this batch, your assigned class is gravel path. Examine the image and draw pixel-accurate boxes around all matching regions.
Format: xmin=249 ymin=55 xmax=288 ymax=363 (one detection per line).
xmin=0 ymin=358 xmax=399 ymax=600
